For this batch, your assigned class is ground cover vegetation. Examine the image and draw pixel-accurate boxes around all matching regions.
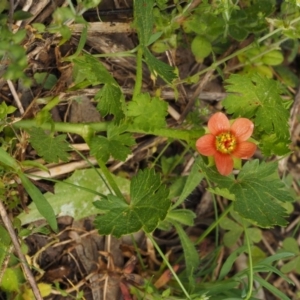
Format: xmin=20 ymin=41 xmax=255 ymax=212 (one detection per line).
xmin=0 ymin=0 xmax=300 ymax=299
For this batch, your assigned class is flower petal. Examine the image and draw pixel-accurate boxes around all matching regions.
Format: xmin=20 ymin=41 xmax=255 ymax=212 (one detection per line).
xmin=231 ymin=118 xmax=254 ymax=141
xmin=196 ymin=134 xmax=217 ymax=156
xmin=214 ymin=152 xmax=233 ymax=176
xmin=232 ymin=141 xmax=256 ymax=159
xmin=207 ymin=112 xmax=230 ymax=135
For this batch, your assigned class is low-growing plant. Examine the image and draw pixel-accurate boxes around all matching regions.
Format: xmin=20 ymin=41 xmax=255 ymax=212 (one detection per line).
xmin=0 ymin=0 xmax=300 ymax=299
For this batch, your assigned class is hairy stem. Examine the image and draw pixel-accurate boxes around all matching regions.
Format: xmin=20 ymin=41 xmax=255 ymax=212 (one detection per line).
xmin=12 ymin=120 xmax=202 ymax=142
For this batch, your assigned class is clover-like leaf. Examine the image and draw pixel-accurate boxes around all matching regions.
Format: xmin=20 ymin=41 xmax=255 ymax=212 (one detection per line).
xmin=94 ymin=169 xmax=170 ymax=237
xmin=29 ymin=127 xmax=69 ymax=163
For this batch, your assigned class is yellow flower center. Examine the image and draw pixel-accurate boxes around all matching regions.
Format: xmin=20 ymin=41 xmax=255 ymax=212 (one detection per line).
xmin=215 ymin=132 xmax=237 ymax=154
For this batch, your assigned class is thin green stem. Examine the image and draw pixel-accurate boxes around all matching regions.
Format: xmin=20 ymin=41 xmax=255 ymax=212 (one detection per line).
xmin=133 ymin=46 xmax=143 ymax=98
xmin=243 ymin=221 xmax=254 ymax=300
xmin=12 ymin=119 xmax=107 ymax=138
xmin=96 ymin=158 xmax=124 ymax=201
xmin=195 ymin=203 xmax=233 ymax=245
xmin=12 ymin=120 xmax=202 ymax=142
xmin=146 ymin=233 xmax=191 ymax=300
xmin=70 ymin=146 xmax=112 ymax=194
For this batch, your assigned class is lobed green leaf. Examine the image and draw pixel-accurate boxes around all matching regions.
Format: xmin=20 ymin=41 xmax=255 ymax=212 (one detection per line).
xmin=28 ymin=127 xmax=69 ymax=163
xmin=127 ymin=93 xmax=168 ymax=130
xmin=200 ymin=159 xmax=293 ymax=227
xmin=94 ymin=169 xmax=170 ymax=237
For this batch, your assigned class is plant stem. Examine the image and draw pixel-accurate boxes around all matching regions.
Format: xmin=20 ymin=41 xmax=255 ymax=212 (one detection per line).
xmin=146 ymin=233 xmax=191 ymax=300
xmin=12 ymin=119 xmax=108 ymax=137
xmin=12 ymin=120 xmax=202 ymax=142
xmin=243 ymin=222 xmax=254 ymax=300
xmin=195 ymin=203 xmax=233 ymax=245
xmin=133 ymin=46 xmax=143 ymax=98
xmin=96 ymin=158 xmax=124 ymax=200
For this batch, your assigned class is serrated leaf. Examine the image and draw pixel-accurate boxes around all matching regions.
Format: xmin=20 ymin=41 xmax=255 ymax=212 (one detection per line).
xmin=71 ymin=53 xmax=125 ymax=122
xmin=127 ymin=93 xmax=168 ymax=130
xmin=200 ymin=159 xmax=293 ymax=227
xmin=143 ymin=47 xmax=177 ymax=83
xmin=28 ymin=127 xmax=69 ymax=163
xmin=18 ymin=169 xmax=130 ymax=225
xmin=134 ymin=0 xmax=154 ymax=46
xmin=90 ymin=125 xmax=135 ymax=162
xmin=222 ymin=74 xmax=290 ymax=155
xmin=72 ymin=53 xmax=114 ymax=85
xmin=94 ymin=169 xmax=170 ymax=237
xmin=223 ymin=74 xmax=289 ymax=136
xmin=95 ymin=83 xmax=125 ymax=123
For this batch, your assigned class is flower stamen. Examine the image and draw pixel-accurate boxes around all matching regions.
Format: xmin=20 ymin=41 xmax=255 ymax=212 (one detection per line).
xmin=215 ymin=132 xmax=237 ymax=154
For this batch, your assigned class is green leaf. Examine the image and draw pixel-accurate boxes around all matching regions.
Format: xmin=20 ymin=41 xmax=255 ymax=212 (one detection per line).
xmin=0 ymin=147 xmax=20 ymax=170
xmin=72 ymin=53 xmax=114 ymax=85
xmin=282 ymin=237 xmax=299 ymax=254
xmin=18 ymin=169 xmax=130 ymax=225
xmin=94 ymin=169 xmax=170 ymax=237
xmin=134 ymin=0 xmax=154 ymax=47
xmin=1 ymin=268 xmax=19 ymax=292
xmin=143 ymin=47 xmax=177 ymax=83
xmin=95 ymin=83 xmax=125 ymax=123
xmin=253 ymin=275 xmax=291 ymax=300
xmin=274 ymin=65 xmax=300 ymax=88
xmin=191 ymin=36 xmax=212 ymax=61
xmin=228 ymin=25 xmax=248 ymax=41
xmin=222 ymin=74 xmax=290 ymax=155
xmin=173 ymin=157 xmax=204 ymax=208
xmin=220 ymin=218 xmax=243 ymax=247
xmin=201 ymin=159 xmax=293 ymax=227
xmin=246 ymin=227 xmax=262 ymax=243
xmin=127 ymin=93 xmax=168 ymax=130
xmin=173 ymin=221 xmax=199 ymax=290
xmin=90 ymin=124 xmax=135 ymax=162
xmin=18 ymin=172 xmax=57 ymax=231
xmin=223 ymin=74 xmax=289 ymax=137
xmin=207 ymin=187 xmax=235 ymax=201
xmin=28 ymin=127 xmax=69 ymax=163
xmin=262 ymin=50 xmax=284 ymax=66
xmin=13 ymin=10 xmax=33 ymax=20
xmin=167 ymin=209 xmax=196 ymax=226
xmin=281 ymin=256 xmax=300 ymax=274
xmin=34 ymin=73 xmax=57 ymax=90
xmin=147 ymin=31 xmax=163 ymax=46
xmin=219 ymin=245 xmax=247 ymax=280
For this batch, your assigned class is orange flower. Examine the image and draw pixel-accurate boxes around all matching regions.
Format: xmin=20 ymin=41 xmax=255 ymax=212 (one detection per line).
xmin=196 ymin=112 xmax=257 ymax=176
